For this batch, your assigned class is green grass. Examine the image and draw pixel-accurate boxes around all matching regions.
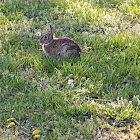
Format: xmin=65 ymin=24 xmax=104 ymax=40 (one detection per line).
xmin=0 ymin=0 xmax=140 ymax=139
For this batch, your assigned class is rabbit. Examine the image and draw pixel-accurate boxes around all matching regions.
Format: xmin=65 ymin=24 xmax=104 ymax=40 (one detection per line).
xmin=40 ymin=25 xmax=81 ymax=57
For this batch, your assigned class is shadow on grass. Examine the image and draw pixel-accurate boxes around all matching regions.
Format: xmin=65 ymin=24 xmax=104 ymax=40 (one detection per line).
xmin=41 ymin=55 xmax=81 ymax=75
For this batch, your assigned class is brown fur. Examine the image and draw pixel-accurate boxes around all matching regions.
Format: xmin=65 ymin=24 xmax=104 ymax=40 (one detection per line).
xmin=40 ymin=25 xmax=81 ymax=57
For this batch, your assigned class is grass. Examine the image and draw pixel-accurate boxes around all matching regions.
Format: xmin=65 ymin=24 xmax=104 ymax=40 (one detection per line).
xmin=0 ymin=0 xmax=140 ymax=139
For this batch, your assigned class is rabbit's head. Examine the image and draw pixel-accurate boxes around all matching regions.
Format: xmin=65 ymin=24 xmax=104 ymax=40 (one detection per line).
xmin=40 ymin=25 xmax=54 ymax=45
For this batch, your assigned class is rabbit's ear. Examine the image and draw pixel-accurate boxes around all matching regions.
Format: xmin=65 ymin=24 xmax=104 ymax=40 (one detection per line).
xmin=50 ymin=25 xmax=54 ymax=34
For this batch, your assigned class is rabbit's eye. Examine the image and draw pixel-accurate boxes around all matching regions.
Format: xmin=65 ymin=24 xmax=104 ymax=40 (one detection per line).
xmin=45 ymin=36 xmax=48 ymax=39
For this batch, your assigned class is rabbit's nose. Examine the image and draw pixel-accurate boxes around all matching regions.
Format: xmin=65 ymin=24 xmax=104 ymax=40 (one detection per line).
xmin=39 ymin=39 xmax=43 ymax=44
xmin=39 ymin=41 xmax=43 ymax=45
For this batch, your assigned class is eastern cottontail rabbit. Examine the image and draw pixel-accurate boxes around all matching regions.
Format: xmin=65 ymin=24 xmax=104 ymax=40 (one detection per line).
xmin=40 ymin=25 xmax=81 ymax=57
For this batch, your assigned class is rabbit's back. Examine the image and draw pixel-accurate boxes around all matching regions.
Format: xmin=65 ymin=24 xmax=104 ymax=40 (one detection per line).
xmin=43 ymin=38 xmax=81 ymax=57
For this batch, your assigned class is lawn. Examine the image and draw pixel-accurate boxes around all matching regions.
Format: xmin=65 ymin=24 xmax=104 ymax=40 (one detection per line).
xmin=0 ymin=0 xmax=140 ymax=139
